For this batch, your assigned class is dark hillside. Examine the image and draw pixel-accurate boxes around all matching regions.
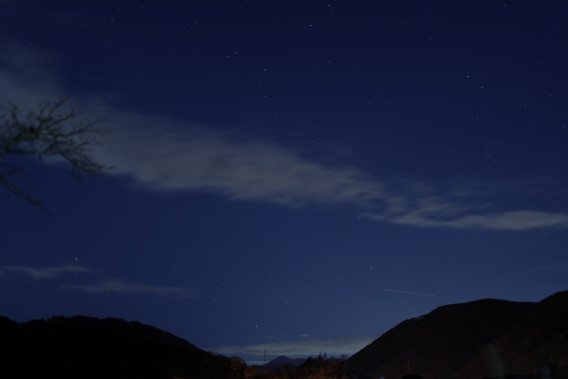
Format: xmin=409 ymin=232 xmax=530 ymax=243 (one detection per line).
xmin=460 ymin=291 xmax=568 ymax=378
xmin=2 ymin=291 xmax=567 ymax=379
xmin=346 ymin=297 xmax=539 ymax=379
xmin=0 ymin=315 xmax=238 ymax=379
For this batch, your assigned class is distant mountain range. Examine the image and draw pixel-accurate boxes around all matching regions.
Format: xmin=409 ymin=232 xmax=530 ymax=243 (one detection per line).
xmin=345 ymin=290 xmax=568 ymax=379
xmin=264 ymin=355 xmax=306 ymax=369
xmin=2 ymin=290 xmax=567 ymax=379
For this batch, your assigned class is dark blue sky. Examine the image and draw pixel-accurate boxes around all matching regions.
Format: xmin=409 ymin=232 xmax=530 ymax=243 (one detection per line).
xmin=1 ymin=0 xmax=568 ymax=364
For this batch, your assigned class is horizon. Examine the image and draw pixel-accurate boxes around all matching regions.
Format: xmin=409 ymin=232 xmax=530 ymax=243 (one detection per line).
xmin=2 ymin=287 xmax=564 ymax=364
xmin=2 ymin=1 xmax=568 ymax=365
xmin=2 ymin=287 xmax=564 ymax=365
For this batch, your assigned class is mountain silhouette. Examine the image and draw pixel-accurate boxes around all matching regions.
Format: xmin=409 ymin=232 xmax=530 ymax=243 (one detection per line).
xmin=345 ymin=290 xmax=568 ymax=379
xmin=460 ymin=290 xmax=568 ymax=379
xmin=2 ymin=290 xmax=567 ymax=379
xmin=0 ymin=315 xmax=238 ymax=379
xmin=264 ymin=355 xmax=307 ymax=370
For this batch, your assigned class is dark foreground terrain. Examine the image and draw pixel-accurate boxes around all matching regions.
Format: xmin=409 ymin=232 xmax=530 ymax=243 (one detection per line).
xmin=346 ymin=290 xmax=568 ymax=379
xmin=0 ymin=315 xmax=241 ymax=379
xmin=1 ymin=290 xmax=567 ymax=379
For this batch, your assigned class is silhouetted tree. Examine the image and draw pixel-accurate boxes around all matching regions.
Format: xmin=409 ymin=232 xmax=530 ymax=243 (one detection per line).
xmin=0 ymin=98 xmax=107 ymax=210
xmin=229 ymin=356 xmax=247 ymax=379
xmin=299 ymin=354 xmax=344 ymax=379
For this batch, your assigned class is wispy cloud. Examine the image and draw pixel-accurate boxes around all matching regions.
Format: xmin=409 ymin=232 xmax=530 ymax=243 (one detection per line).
xmin=209 ymin=335 xmax=373 ymax=362
xmin=2 ymin=42 xmax=568 ymax=232
xmin=0 ymin=264 xmax=91 ymax=279
xmin=95 ymin=120 xmax=568 ymax=231
xmin=94 ymin=118 xmax=387 ymax=209
xmin=0 ymin=41 xmax=64 ymax=108
xmin=381 ymin=207 xmax=568 ymax=230
xmin=63 ymin=279 xmax=196 ymax=299
xmin=0 ymin=263 xmax=195 ymax=299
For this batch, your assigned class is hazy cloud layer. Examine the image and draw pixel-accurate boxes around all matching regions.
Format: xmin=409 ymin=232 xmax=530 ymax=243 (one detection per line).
xmin=368 ymin=203 xmax=568 ymax=230
xmin=2 ymin=42 xmax=568 ymax=231
xmin=0 ymin=263 xmax=194 ymax=299
xmin=97 ymin=122 xmax=568 ymax=231
xmin=63 ymin=279 xmax=196 ymax=299
xmin=0 ymin=41 xmax=64 ymax=108
xmin=0 ymin=264 xmax=91 ymax=279
xmin=209 ymin=335 xmax=373 ymax=363
xmin=95 ymin=118 xmax=386 ymax=209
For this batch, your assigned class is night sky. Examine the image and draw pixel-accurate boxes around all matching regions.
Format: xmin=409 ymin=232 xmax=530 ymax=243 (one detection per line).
xmin=1 ymin=0 xmax=568 ymax=364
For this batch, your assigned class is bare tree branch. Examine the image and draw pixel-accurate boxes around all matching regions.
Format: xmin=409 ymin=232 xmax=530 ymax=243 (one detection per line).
xmin=0 ymin=98 xmax=109 ymax=211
